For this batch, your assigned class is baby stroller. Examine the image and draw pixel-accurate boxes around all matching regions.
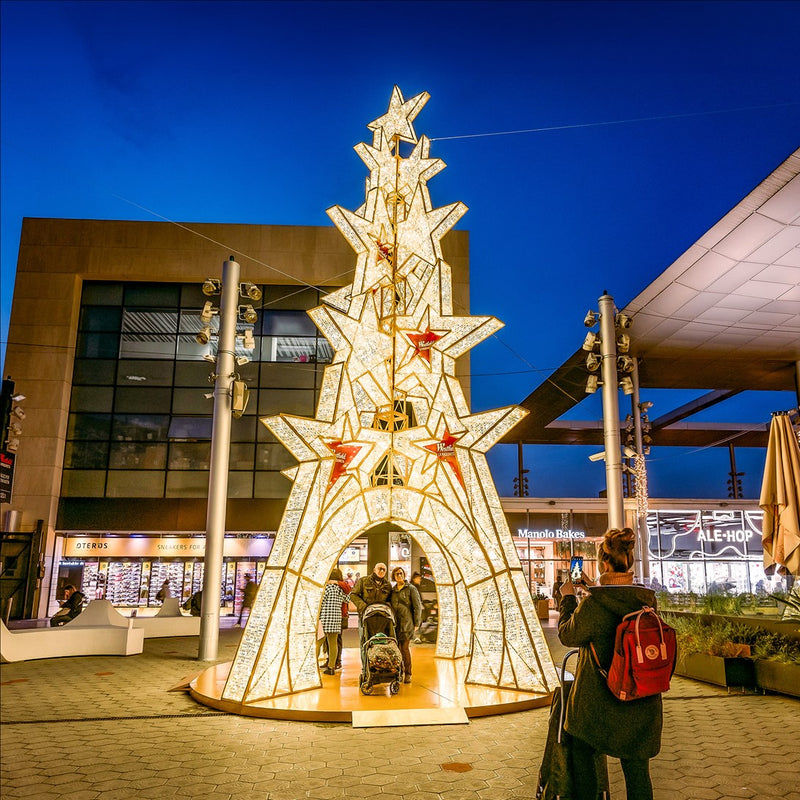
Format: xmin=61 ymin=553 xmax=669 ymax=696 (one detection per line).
xmin=359 ymin=603 xmax=404 ymax=695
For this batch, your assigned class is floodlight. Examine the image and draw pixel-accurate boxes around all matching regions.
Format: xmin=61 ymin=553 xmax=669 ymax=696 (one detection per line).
xmin=207 ymin=372 xmax=218 ymax=384
xmin=235 ymin=355 xmax=251 ymax=366
xmin=640 ymin=401 xmax=653 ymax=411
xmin=242 ymin=329 xmax=255 ymax=350
xmin=196 ymin=326 xmax=212 ymax=345
xmin=239 ymin=305 xmax=258 ymax=324
xmin=616 ymin=333 xmax=630 ymax=353
xmin=623 ymin=446 xmax=637 ymax=458
xmin=11 ymin=393 xmax=25 ymax=403
xmin=588 ymin=451 xmax=606 ymax=462
xmin=582 ymin=331 xmax=600 ymax=351
xmin=200 ymin=301 xmax=218 ymax=324
xmin=585 ymin=353 xmax=601 ymax=372
xmin=617 ymin=355 xmax=635 ymax=373
xmin=616 ymin=313 xmax=632 ymax=329
xmin=6 ymin=438 xmax=19 ymax=452
xmin=620 ymin=376 xmax=634 ymax=395
xmin=202 ymin=353 xmax=216 ymax=363
xmin=204 ymin=392 xmax=214 ymax=400
xmin=9 ymin=422 xmax=22 ymax=436
xmin=585 ymin=374 xmax=600 ymax=394
xmin=11 ymin=407 xmax=25 ymax=421
xmin=202 ymin=278 xmax=221 ymax=296
xmin=584 ymin=310 xmax=599 ymax=328
xmin=241 ymin=282 xmax=262 ymax=301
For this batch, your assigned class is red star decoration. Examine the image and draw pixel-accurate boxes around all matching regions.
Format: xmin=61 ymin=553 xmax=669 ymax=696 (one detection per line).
xmin=407 ymin=328 xmax=443 ymax=363
xmin=326 ymin=440 xmax=362 ymax=488
xmin=424 ymin=428 xmax=464 ymax=487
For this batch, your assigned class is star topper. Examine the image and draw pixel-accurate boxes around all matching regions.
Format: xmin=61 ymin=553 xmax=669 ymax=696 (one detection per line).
xmin=325 ymin=440 xmax=362 ymax=489
xmin=424 ymin=427 xmax=464 ymax=487
xmin=367 ymin=86 xmax=430 ymax=145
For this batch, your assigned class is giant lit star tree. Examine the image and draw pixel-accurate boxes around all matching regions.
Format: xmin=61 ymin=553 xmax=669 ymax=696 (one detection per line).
xmin=223 ymin=87 xmax=558 ymax=703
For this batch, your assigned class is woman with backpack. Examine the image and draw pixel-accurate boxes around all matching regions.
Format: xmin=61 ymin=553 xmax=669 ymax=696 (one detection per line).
xmin=558 ymin=528 xmax=663 ymax=800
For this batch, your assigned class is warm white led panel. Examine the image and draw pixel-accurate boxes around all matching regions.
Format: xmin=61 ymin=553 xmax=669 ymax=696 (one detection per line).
xmin=223 ymin=87 xmax=558 ymax=704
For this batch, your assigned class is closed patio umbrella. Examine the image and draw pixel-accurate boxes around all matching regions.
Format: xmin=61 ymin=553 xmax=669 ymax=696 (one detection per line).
xmin=760 ymin=411 xmax=800 ymax=576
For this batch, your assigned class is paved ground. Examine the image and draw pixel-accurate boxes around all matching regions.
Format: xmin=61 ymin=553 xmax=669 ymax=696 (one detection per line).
xmin=1 ymin=619 xmax=798 ymax=800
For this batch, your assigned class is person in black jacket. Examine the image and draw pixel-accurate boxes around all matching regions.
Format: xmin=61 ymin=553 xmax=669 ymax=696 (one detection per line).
xmin=349 ymin=563 xmax=392 ymax=618
xmin=558 ymin=528 xmax=662 ymax=800
xmin=390 ymin=567 xmax=422 ymax=683
xmin=50 ymin=584 xmax=85 ymax=626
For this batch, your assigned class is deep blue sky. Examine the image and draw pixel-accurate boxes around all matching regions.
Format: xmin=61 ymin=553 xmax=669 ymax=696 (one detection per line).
xmin=1 ymin=1 xmax=798 ymax=500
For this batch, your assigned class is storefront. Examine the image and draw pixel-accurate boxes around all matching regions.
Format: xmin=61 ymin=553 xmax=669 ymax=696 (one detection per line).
xmin=52 ymin=532 xmax=275 ymax=615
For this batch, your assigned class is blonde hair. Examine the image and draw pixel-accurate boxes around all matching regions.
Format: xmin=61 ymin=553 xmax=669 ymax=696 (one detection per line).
xmin=599 ymin=527 xmax=636 ymax=573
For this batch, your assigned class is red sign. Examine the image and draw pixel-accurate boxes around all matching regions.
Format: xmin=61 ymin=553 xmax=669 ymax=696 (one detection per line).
xmin=0 ymin=451 xmax=14 ymax=504
xmin=326 ymin=440 xmax=362 ymax=488
xmin=424 ymin=428 xmax=464 ymax=487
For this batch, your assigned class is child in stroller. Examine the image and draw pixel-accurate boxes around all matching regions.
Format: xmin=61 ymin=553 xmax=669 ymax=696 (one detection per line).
xmin=359 ymin=603 xmax=404 ymax=695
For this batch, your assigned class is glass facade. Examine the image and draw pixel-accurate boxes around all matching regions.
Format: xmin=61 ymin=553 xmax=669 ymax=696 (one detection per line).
xmin=62 ymin=281 xmax=335 ymax=499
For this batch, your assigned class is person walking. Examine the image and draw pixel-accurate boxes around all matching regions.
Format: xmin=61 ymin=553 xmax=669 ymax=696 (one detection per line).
xmin=551 ymin=575 xmax=563 ymax=611
xmin=558 ymin=527 xmax=662 ymax=800
xmin=317 ymin=568 xmax=350 ymax=675
xmin=390 ymin=566 xmax=422 ymax=683
xmin=350 ymin=563 xmax=392 ymax=618
xmin=237 ymin=573 xmax=257 ymax=625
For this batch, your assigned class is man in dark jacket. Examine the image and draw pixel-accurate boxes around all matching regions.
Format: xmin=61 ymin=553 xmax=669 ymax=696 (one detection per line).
xmin=349 ymin=563 xmax=391 ymax=618
xmin=50 ymin=584 xmax=85 ymax=626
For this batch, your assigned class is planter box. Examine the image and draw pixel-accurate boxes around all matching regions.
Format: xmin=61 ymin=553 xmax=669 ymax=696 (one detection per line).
xmin=536 ymin=600 xmax=550 ymax=620
xmin=754 ymin=659 xmax=800 ymax=698
xmin=675 ymin=653 xmax=756 ymax=689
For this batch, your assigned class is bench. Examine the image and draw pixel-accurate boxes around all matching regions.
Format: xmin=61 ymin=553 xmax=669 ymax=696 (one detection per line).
xmin=132 ymin=598 xmax=201 ymax=639
xmin=1 ymin=613 xmax=144 ymax=663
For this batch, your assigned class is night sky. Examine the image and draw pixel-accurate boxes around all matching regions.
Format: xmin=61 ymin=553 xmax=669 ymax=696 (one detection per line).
xmin=1 ymin=1 xmax=798 ymax=499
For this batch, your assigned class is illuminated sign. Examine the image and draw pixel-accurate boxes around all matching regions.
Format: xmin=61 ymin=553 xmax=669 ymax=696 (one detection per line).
xmin=62 ymin=535 xmax=274 ymax=559
xmin=517 ymin=528 xmax=586 ymax=540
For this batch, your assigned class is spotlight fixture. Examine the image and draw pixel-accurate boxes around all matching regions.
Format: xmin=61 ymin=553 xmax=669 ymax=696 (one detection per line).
xmin=239 ymin=305 xmax=258 ymax=324
xmin=584 ymin=310 xmax=599 ymax=328
xmin=207 ymin=372 xmax=218 ymax=384
xmin=640 ymin=401 xmax=653 ymax=411
xmin=588 ymin=451 xmax=606 ymax=462
xmin=231 ymin=380 xmax=250 ymax=418
xmin=204 ymin=392 xmax=214 ymax=400
xmin=582 ymin=331 xmax=600 ymax=351
xmin=623 ymin=446 xmax=637 ymax=458
xmin=616 ymin=333 xmax=630 ymax=353
xmin=12 ymin=392 xmax=25 ymax=403
xmin=617 ymin=354 xmax=635 ymax=373
xmin=200 ymin=301 xmax=218 ymax=324
xmin=240 ymin=282 xmax=262 ymax=301
xmin=585 ymin=374 xmax=600 ymax=394
xmin=235 ymin=355 xmax=251 ymax=366
xmin=6 ymin=438 xmax=19 ymax=452
xmin=202 ymin=278 xmax=221 ymax=296
xmin=616 ymin=313 xmax=632 ymax=329
xmin=196 ymin=326 xmax=212 ymax=345
xmin=585 ymin=353 xmax=601 ymax=372
xmin=11 ymin=406 xmax=25 ymax=421
xmin=9 ymin=422 xmax=22 ymax=436
xmin=620 ymin=376 xmax=634 ymax=395
xmin=202 ymin=353 xmax=217 ymax=363
xmin=241 ymin=329 xmax=255 ymax=350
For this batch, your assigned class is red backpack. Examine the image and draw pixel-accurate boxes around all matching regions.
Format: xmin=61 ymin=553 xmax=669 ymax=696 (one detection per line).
xmin=591 ymin=606 xmax=677 ymax=701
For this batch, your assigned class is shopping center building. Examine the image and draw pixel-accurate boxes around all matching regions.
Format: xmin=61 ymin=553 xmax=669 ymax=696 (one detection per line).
xmin=2 ymin=145 xmax=798 ymax=620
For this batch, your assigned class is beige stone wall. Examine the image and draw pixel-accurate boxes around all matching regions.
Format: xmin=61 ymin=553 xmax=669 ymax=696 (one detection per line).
xmin=3 ymin=217 xmax=470 ymax=612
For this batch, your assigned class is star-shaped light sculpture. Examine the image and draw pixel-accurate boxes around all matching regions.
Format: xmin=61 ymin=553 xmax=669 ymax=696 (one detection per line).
xmin=223 ymin=86 xmax=558 ymax=707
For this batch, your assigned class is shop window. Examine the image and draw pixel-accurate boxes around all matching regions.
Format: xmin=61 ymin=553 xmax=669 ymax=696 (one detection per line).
xmin=169 ymin=442 xmax=211 ymax=470
xmin=79 ymin=306 xmax=122 ymax=332
xmin=109 ymin=442 xmax=167 ymax=470
xmin=76 ymin=331 xmax=121 ymax=359
xmin=73 ymin=359 xmax=117 ymax=386
xmin=165 ymin=471 xmax=209 ymax=497
xmin=114 ymin=387 xmax=173 ymax=414
xmin=61 ymin=470 xmax=106 ymax=497
xmin=70 ymin=385 xmax=114 ymax=413
xmin=260 ymin=335 xmax=320 ymax=363
xmin=176 ymin=333 xmax=214 ymax=361
xmin=116 ymin=360 xmax=174 ymax=386
xmin=259 ymin=363 xmax=316 ymax=389
xmin=81 ymin=283 xmax=124 ymax=306
xmin=120 ymin=310 xmax=178 ymax=360
xmin=124 ymin=284 xmax=180 ymax=307
xmin=67 ymin=413 xmax=112 ymax=440
xmin=64 ymin=441 xmax=109 ymax=469
xmin=254 ymin=471 xmax=291 ymax=498
xmin=167 ymin=417 xmax=212 ymax=440
xmin=106 ymin=471 xmax=165 ymax=498
xmin=112 ymin=414 xmax=170 ymax=441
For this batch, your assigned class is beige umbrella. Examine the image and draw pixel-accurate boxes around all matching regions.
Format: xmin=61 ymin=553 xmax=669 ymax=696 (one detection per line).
xmin=760 ymin=411 xmax=800 ymax=576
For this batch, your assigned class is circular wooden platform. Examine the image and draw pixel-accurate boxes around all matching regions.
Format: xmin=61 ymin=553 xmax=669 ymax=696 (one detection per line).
xmin=190 ymin=644 xmax=553 ymax=723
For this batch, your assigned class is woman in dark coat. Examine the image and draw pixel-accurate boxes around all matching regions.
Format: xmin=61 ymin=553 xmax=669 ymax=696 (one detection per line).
xmin=558 ymin=528 xmax=662 ymax=800
xmin=390 ymin=566 xmax=422 ymax=683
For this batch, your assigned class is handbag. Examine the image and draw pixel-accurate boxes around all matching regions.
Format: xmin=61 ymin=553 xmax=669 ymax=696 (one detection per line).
xmin=537 ymin=650 xmax=611 ymax=800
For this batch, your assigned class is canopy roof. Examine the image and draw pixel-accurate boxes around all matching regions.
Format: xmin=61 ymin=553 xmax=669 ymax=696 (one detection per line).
xmin=506 ymin=148 xmax=800 ymax=449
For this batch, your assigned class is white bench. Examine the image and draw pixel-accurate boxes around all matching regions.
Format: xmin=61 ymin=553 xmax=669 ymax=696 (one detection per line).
xmin=1 ymin=613 xmax=144 ymax=663
xmin=132 ymin=598 xmax=201 ymax=639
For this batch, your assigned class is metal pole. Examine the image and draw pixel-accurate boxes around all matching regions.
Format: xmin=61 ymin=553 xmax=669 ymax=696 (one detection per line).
xmin=198 ymin=257 xmax=240 ymax=661
xmin=598 ymin=292 xmax=625 ymax=530
xmin=728 ymin=443 xmax=739 ymax=500
xmin=517 ymin=441 xmax=524 ymax=496
xmin=631 ymin=360 xmax=650 ymax=581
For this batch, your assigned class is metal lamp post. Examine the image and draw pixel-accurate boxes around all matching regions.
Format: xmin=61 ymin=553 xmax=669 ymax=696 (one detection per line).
xmin=198 ymin=257 xmax=240 ymax=662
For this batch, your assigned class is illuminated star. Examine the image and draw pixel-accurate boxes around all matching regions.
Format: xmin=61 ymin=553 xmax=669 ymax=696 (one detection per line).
xmin=407 ymin=328 xmax=444 ymax=364
xmin=326 ymin=440 xmax=362 ymax=488
xmin=367 ymin=86 xmax=430 ymax=145
xmin=424 ymin=428 xmax=464 ymax=487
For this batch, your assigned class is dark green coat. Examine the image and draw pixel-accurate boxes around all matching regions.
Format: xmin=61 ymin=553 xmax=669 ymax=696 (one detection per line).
xmin=558 ymin=586 xmax=663 ymax=760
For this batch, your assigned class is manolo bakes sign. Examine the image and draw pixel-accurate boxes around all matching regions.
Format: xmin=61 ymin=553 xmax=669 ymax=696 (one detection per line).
xmin=62 ymin=535 xmax=274 ymax=559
